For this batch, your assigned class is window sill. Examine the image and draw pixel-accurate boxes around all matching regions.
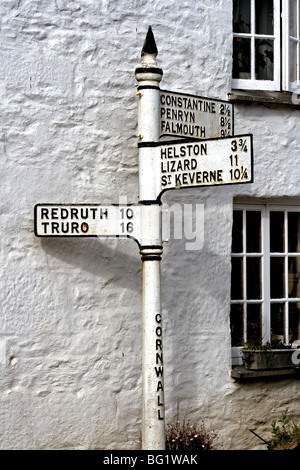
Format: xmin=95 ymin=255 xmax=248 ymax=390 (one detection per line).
xmin=228 ymin=90 xmax=300 ymax=109
xmin=231 ymin=365 xmax=300 ymax=380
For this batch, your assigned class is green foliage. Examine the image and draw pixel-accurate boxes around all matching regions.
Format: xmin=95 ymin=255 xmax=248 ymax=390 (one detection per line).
xmin=269 ymin=415 xmax=300 ymax=450
xmin=242 ymin=339 xmax=291 ymax=351
xmin=165 ymin=420 xmax=217 ymax=451
xmin=242 ymin=339 xmax=272 ymax=351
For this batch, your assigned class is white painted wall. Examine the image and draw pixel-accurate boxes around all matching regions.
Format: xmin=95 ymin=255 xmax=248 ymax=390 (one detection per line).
xmin=0 ymin=0 xmax=299 ymax=450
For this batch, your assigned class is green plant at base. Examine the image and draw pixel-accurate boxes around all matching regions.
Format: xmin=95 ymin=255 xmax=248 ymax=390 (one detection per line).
xmin=269 ymin=415 xmax=300 ymax=450
xmin=165 ymin=420 xmax=217 ymax=451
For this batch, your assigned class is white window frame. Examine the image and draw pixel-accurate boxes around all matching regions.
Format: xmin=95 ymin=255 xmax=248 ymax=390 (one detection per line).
xmin=231 ymin=204 xmax=300 ymax=362
xmin=282 ymin=0 xmax=300 ymax=91
xmin=232 ymin=0 xmax=281 ymax=91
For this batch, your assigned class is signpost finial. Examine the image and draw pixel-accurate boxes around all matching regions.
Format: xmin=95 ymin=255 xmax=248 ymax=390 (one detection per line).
xmin=136 ymin=26 xmax=162 ymax=76
xmin=142 ymin=26 xmax=158 ymax=56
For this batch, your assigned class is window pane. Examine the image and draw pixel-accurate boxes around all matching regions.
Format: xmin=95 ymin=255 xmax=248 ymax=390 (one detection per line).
xmin=288 ymin=256 xmax=300 ymax=298
xmin=230 ymin=303 xmax=244 ymax=346
xmin=255 ymin=38 xmax=274 ymax=80
xmin=255 ymin=0 xmax=274 ymax=35
xmin=290 ymin=0 xmax=297 ymax=38
xmin=299 ymin=44 xmax=300 ymax=84
xmin=271 ymin=303 xmax=285 ymax=345
xmin=246 ymin=257 xmax=261 ymax=299
xmin=246 ymin=211 xmax=261 ymax=253
xmin=270 ymin=211 xmax=284 ymax=252
xmin=299 ymin=0 xmax=300 ymax=37
xmin=288 ymin=212 xmax=300 ymax=252
xmin=233 ymin=37 xmax=251 ymax=78
xmin=233 ymin=0 xmax=251 ymax=33
xmin=232 ymin=210 xmax=243 ymax=253
xmin=231 ymin=257 xmax=243 ymax=299
xmin=270 ymin=257 xmax=285 ymax=298
xmin=289 ymin=302 xmax=300 ymax=343
xmin=247 ymin=304 xmax=262 ymax=343
xmin=290 ymin=39 xmax=297 ymax=83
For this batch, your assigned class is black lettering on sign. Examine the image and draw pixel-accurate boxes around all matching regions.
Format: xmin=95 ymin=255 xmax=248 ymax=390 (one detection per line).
xmin=61 ymin=208 xmax=69 ymax=219
xmin=40 ymin=220 xmax=90 ymax=235
xmin=120 ymin=207 xmax=134 ymax=234
xmin=41 ymin=208 xmax=49 ymax=219
xmin=52 ymin=222 xmax=60 ymax=233
xmin=157 ymin=381 xmax=163 ymax=392
xmin=71 ymin=208 xmax=78 ymax=219
xmin=161 ymin=121 xmax=206 ymax=138
xmin=161 ymin=175 xmax=168 ymax=187
xmin=154 ymin=310 xmax=164 ymax=421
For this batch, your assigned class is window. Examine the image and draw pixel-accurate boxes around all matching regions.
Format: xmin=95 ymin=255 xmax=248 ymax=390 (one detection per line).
xmin=232 ymin=0 xmax=300 ymax=92
xmin=283 ymin=0 xmax=300 ymax=90
xmin=230 ymin=205 xmax=300 ymax=349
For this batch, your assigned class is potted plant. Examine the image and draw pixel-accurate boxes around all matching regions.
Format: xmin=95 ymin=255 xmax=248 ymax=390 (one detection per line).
xmin=241 ymin=339 xmax=300 ymax=371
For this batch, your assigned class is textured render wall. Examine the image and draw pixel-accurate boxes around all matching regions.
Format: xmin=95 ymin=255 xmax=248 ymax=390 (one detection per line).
xmin=0 ymin=0 xmax=299 ymax=450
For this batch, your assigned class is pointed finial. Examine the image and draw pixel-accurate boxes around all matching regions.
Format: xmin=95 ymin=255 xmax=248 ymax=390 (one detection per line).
xmin=135 ymin=26 xmax=163 ymax=83
xmin=141 ymin=26 xmax=158 ymax=56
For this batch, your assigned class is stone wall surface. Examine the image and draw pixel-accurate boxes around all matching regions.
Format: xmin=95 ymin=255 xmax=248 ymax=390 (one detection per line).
xmin=0 ymin=0 xmax=299 ymax=450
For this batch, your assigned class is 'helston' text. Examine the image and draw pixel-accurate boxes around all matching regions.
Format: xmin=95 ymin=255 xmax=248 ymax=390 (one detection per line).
xmin=159 ymin=143 xmax=224 ymax=189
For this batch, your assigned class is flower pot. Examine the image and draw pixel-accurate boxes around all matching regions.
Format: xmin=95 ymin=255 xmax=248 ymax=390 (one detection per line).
xmin=242 ymin=349 xmax=299 ymax=370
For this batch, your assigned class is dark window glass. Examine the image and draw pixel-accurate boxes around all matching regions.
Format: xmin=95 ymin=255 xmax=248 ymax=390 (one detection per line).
xmin=255 ymin=38 xmax=274 ymax=80
xmin=232 ymin=210 xmax=243 ymax=253
xmin=231 ymin=257 xmax=243 ymax=300
xmin=246 ymin=257 xmax=261 ymax=299
xmin=288 ymin=212 xmax=300 ymax=253
xmin=290 ymin=0 xmax=297 ymax=37
xmin=270 ymin=211 xmax=284 ymax=252
xmin=230 ymin=303 xmax=244 ymax=346
xmin=233 ymin=0 xmax=251 ymax=33
xmin=246 ymin=211 xmax=261 ymax=253
xmin=270 ymin=257 xmax=285 ymax=299
xmin=290 ymin=40 xmax=297 ymax=83
xmin=233 ymin=37 xmax=251 ymax=78
xmin=271 ymin=303 xmax=285 ymax=345
xmin=247 ymin=304 xmax=262 ymax=343
xmin=289 ymin=302 xmax=300 ymax=342
xmin=255 ymin=0 xmax=274 ymax=35
xmin=288 ymin=257 xmax=300 ymax=298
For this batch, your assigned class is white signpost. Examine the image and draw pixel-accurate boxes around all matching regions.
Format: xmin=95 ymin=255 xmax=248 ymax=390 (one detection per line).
xmin=160 ymin=90 xmax=234 ymax=139
xmin=34 ymin=204 xmax=142 ymax=244
xmin=34 ymin=26 xmax=254 ymax=451
xmin=138 ymin=134 xmax=253 ymax=201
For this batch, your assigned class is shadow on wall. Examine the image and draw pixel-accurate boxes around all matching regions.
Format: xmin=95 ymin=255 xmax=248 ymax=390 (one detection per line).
xmin=40 ymin=236 xmax=141 ymax=293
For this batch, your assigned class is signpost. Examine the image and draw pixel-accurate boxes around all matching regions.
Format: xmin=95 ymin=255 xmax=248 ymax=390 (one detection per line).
xmin=138 ymin=134 xmax=253 ymax=201
xmin=33 ymin=26 xmax=254 ymax=451
xmin=34 ymin=203 xmax=142 ymax=245
xmin=160 ymin=89 xmax=234 ymax=139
